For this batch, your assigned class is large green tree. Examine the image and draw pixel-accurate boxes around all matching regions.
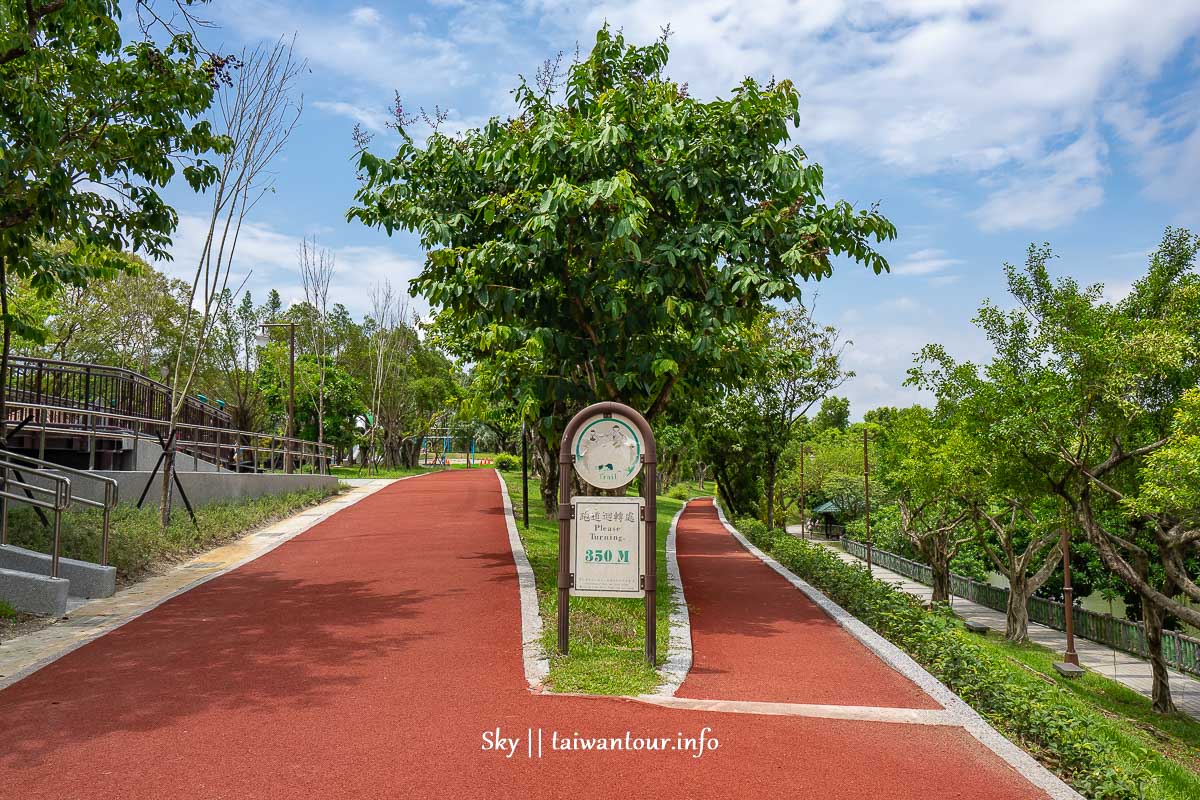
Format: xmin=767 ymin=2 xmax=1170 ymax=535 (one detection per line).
xmin=735 ymin=304 xmax=851 ymax=529
xmin=349 ymin=26 xmax=894 ymax=512
xmin=912 ymin=229 xmax=1200 ymax=711
xmin=0 ymin=0 xmax=227 ymax=434
xmin=874 ymin=406 xmax=972 ymax=604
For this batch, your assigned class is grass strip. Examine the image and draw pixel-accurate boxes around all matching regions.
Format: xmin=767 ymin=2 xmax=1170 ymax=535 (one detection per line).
xmin=499 ymin=470 xmax=690 ymax=695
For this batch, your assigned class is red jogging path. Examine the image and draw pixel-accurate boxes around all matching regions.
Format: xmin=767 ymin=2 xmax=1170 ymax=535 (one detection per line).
xmin=0 ymin=471 xmax=1051 ymax=799
xmin=675 ymin=498 xmax=939 ymax=708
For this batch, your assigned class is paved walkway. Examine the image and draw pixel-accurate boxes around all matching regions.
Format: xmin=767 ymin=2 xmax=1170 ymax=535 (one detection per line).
xmin=1 ymin=474 xmax=1066 ymax=798
xmin=802 ymin=535 xmax=1200 ymax=719
xmin=676 ymin=500 xmax=937 ymax=709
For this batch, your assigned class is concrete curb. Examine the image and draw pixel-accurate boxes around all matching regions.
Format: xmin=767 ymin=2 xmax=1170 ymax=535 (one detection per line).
xmin=495 ymin=470 xmax=550 ymax=690
xmin=0 ymin=477 xmax=407 ymax=692
xmin=711 ymin=502 xmax=1083 ymax=800
xmin=653 ymin=502 xmax=692 ymax=697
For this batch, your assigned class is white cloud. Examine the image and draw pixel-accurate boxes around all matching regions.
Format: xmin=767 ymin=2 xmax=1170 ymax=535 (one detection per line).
xmin=836 ymin=315 xmax=990 ymax=418
xmin=972 ymin=128 xmax=1107 ymax=231
xmin=153 ymin=214 xmax=426 ymax=319
xmin=313 ymin=100 xmax=393 ymax=134
xmin=349 ymin=6 xmax=382 ymax=26
xmin=893 ymin=248 xmax=961 ymax=276
xmin=530 ymin=0 xmax=1200 ymax=230
xmin=218 ymin=1 xmax=472 ymax=93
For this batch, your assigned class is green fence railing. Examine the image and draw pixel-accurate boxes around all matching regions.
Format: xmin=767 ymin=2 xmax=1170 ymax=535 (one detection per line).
xmin=841 ymin=538 xmax=1200 ymax=677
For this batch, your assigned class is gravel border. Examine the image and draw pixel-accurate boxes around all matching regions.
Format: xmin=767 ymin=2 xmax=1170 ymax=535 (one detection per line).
xmin=653 ymin=502 xmax=693 ymax=696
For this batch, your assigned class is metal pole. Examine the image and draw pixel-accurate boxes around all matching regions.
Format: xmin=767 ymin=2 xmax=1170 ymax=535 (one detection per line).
xmin=521 ymin=423 xmax=529 ymax=530
xmin=0 ymin=465 xmax=8 ymax=546
xmin=557 ymin=438 xmax=572 ymax=655
xmin=644 ymin=456 xmax=657 ymax=666
xmin=799 ymin=445 xmax=806 ymax=538
xmin=101 ymin=488 xmax=111 ymax=566
xmin=287 ymin=323 xmax=295 ymax=474
xmin=51 ymin=507 xmax=62 ymax=579
xmin=1061 ymin=523 xmax=1079 ymax=666
xmin=863 ymin=428 xmax=872 ymax=576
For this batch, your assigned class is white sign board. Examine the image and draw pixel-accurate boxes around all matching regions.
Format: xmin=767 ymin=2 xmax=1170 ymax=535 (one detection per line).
xmin=570 ymin=412 xmax=645 ymax=489
xmin=570 ymin=496 xmax=645 ymax=598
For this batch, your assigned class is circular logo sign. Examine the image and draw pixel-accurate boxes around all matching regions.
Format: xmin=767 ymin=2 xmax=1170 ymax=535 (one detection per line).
xmin=571 ymin=413 xmax=645 ymax=489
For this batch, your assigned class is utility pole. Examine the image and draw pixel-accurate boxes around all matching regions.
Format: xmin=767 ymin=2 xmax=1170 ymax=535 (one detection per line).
xmin=1060 ymin=520 xmax=1079 ymax=666
xmin=797 ymin=443 xmax=809 ymax=538
xmin=258 ymin=322 xmax=296 ymax=473
xmin=863 ymin=427 xmax=872 ymax=576
xmin=521 ymin=422 xmax=529 ymax=529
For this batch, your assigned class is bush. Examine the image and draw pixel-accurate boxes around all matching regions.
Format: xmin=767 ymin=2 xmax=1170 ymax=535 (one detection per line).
xmin=494 ymin=453 xmax=520 ymax=471
xmin=732 ymin=514 xmax=1149 ymax=800
xmin=666 ymin=483 xmax=692 ymax=500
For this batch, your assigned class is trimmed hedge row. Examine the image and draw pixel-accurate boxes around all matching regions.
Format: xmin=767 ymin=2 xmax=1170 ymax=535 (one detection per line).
xmin=733 ymin=516 xmax=1149 ymax=800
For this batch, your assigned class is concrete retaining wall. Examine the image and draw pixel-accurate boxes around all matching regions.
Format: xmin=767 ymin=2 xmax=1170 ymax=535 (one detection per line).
xmin=9 ymin=471 xmax=338 ymax=508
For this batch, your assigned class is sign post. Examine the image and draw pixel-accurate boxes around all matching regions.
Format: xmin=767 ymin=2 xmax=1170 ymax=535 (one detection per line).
xmin=557 ymin=402 xmax=657 ymax=665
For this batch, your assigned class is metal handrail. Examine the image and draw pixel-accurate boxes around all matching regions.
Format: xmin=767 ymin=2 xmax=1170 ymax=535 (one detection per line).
xmin=5 ymin=355 xmax=233 ymax=428
xmin=0 ymin=450 xmax=118 ymax=565
xmin=0 ymin=456 xmax=71 ymax=578
xmin=4 ymin=400 xmax=333 ymax=475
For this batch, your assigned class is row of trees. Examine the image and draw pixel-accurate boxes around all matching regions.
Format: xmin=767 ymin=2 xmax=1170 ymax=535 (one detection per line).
xmin=11 ymin=254 xmax=461 ymax=470
xmin=727 ymin=230 xmax=1197 ymax=716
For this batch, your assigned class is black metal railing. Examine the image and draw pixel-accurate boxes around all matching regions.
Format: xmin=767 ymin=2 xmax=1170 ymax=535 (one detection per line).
xmin=842 ymin=538 xmax=1200 ymax=677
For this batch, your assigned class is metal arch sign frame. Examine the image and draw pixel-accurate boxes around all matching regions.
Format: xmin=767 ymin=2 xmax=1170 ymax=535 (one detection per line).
xmin=557 ymin=401 xmax=658 ymax=666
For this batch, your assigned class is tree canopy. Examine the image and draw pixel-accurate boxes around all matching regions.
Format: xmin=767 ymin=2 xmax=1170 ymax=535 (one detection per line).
xmin=349 ymin=25 xmax=894 ymax=510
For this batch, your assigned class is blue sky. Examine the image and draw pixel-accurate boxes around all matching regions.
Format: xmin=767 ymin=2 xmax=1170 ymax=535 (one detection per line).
xmin=144 ymin=1 xmax=1200 ymax=417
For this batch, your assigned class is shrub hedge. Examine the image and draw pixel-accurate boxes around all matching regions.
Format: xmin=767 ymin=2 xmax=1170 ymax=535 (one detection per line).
xmin=494 ymin=453 xmax=520 ymax=471
xmin=732 ymin=515 xmax=1149 ymax=800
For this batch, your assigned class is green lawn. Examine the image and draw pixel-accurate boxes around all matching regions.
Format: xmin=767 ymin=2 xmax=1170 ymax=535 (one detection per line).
xmin=499 ymin=469 xmax=685 ymax=695
xmin=967 ymin=628 xmax=1200 ymax=799
xmin=330 ymin=464 xmax=434 ymax=479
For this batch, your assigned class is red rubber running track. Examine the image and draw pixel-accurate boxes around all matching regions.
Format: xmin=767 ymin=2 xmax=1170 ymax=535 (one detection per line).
xmin=0 ymin=471 xmax=1050 ymax=799
xmin=676 ymin=498 xmax=938 ymax=707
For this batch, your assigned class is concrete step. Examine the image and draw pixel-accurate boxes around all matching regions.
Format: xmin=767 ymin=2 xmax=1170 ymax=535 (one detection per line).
xmin=0 ymin=566 xmax=69 ymax=616
xmin=0 ymin=544 xmax=116 ymax=598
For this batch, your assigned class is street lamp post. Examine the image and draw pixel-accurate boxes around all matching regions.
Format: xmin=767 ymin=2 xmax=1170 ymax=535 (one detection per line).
xmin=257 ymin=322 xmax=296 ymax=473
xmin=863 ymin=427 xmax=872 ymax=576
xmin=1060 ymin=520 xmax=1080 ymax=666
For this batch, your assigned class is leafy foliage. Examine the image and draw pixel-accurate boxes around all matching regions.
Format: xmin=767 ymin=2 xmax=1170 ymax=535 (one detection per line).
xmin=349 ymin=25 xmax=894 ymax=512
xmin=733 ymin=515 xmax=1149 ymax=799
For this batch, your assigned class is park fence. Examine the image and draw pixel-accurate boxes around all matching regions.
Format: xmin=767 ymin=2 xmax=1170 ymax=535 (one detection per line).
xmin=840 ymin=538 xmax=1200 ymax=678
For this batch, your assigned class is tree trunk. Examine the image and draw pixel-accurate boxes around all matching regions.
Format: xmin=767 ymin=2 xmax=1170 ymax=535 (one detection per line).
xmin=159 ymin=438 xmax=175 ymax=527
xmin=532 ymin=431 xmax=558 ymax=519
xmin=1006 ymin=574 xmax=1032 ymax=642
xmin=765 ymin=458 xmax=778 ymax=530
xmin=1143 ymin=592 xmax=1177 ymax=714
xmin=929 ymin=553 xmax=951 ymax=603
